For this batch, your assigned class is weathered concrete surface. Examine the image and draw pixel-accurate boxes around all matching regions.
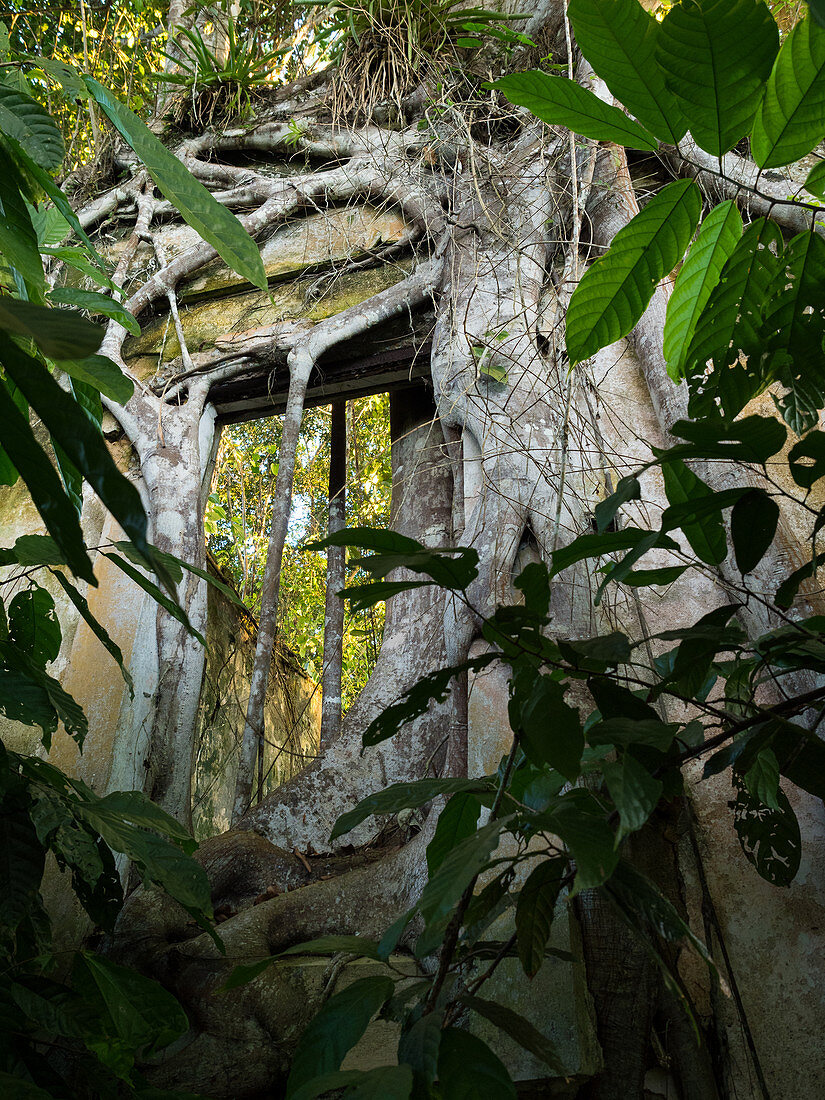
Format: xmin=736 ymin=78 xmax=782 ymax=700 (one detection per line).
xmin=192 ymin=570 xmax=320 ymax=839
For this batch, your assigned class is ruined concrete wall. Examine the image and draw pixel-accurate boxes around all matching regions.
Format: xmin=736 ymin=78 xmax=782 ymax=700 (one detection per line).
xmin=192 ymin=568 xmax=320 ymax=840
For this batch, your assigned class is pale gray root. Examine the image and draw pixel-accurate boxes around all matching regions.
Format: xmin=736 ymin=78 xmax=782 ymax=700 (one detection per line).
xmin=320 ymin=399 xmax=347 ymax=748
xmin=231 ymin=257 xmax=443 ymax=823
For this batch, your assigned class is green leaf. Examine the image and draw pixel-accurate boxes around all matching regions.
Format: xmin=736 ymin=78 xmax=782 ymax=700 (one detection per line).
xmin=427 ymin=792 xmax=482 ymax=875
xmin=0 ymin=1073 xmax=52 ymax=1098
xmin=542 ymin=790 xmax=619 ymax=893
xmin=664 ymin=201 xmax=742 ymax=380
xmin=667 ymin=603 xmax=741 ymax=696
xmin=0 ymin=638 xmax=87 ymax=748
xmin=73 ymin=952 xmax=188 ymax=1058
xmin=743 ymin=747 xmax=780 ymax=810
xmin=761 ymin=231 xmax=825 ymax=433
xmin=606 ymin=860 xmax=716 ymax=967
xmin=752 ymin=14 xmax=825 ymax=167
xmin=513 ymin=561 xmax=551 ymax=618
xmin=30 ymin=55 xmax=89 ymax=100
xmin=730 ymin=489 xmax=779 ymax=574
xmin=84 ymin=78 xmax=267 ymax=291
xmin=662 ymin=459 xmax=727 ymax=565
xmin=104 ymin=553 xmax=204 ymax=645
xmin=286 ymin=976 xmax=394 ymax=1097
xmin=0 ymin=337 xmax=154 ymax=578
xmin=568 ymin=0 xmax=685 ymax=142
xmin=398 ymin=1011 xmax=442 ymax=1086
xmin=491 ymin=71 xmax=658 ymax=150
xmin=437 ymin=1027 xmax=517 ymax=1100
xmin=459 ymin=995 xmax=564 ymax=1074
xmin=8 ymin=585 xmax=61 ymax=668
xmin=588 ymin=678 xmax=660 ymax=723
xmin=223 ymin=936 xmax=383 ymax=990
xmin=76 ymin=789 xmax=195 ymax=852
xmin=685 ymin=218 xmax=782 ymax=420
xmin=602 ymin=754 xmax=663 ymax=841
xmin=668 ymin=413 xmax=787 ymax=464
xmin=0 ymin=805 xmax=44 ymax=931
xmin=0 ymin=145 xmax=45 ymax=294
xmin=0 ymin=83 xmax=64 ymax=170
xmin=113 ymin=541 xmax=248 ymax=609
xmin=588 ymin=717 xmax=677 ymax=752
xmin=775 ymin=550 xmax=825 ymax=608
xmin=566 ymin=180 xmax=701 ymax=365
xmin=621 ymin=565 xmax=688 ymax=587
xmin=559 ymin=632 xmax=631 ymax=668
xmin=290 ymin=1066 xmax=412 ymax=1100
xmin=731 ymin=773 xmax=800 ymax=886
xmin=417 ymin=817 xmax=510 ymax=931
xmin=550 ymin=527 xmax=677 ymax=576
xmin=362 ymin=654 xmax=496 ymax=747
xmin=510 ymin=672 xmax=583 ymax=782
xmin=594 ymin=475 xmax=640 ymax=534
xmin=0 ymin=298 xmax=101 ymax=359
xmin=13 ymin=534 xmax=64 ymax=566
xmin=338 ymin=579 xmax=433 ymax=613
xmin=49 ymin=288 xmax=140 ymax=336
xmin=515 ymin=857 xmax=566 ymax=978
xmin=332 ymin=778 xmax=490 ymax=841
xmin=50 ymin=570 xmax=133 ymax=697
xmin=3 ymin=135 xmax=104 ymax=263
xmin=658 ymin=0 xmax=778 ymax=156
xmin=788 ymin=430 xmax=825 ymax=489
xmin=804 ymin=157 xmax=825 ymax=197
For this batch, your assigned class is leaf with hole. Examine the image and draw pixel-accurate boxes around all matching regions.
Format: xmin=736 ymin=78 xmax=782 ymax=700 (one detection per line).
xmin=731 ymin=773 xmax=800 ymax=886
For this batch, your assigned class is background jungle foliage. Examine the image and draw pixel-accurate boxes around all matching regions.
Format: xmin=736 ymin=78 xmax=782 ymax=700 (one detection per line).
xmin=2 ymin=0 xmax=825 ymax=1097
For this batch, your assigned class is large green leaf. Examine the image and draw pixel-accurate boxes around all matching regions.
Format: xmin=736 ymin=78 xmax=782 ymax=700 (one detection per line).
xmin=0 ymin=83 xmax=64 ymax=170
xmin=286 ymin=976 xmax=394 ymax=1098
xmin=566 ymin=180 xmax=701 ymax=365
xmin=332 ymin=777 xmax=490 ymax=841
xmin=426 ymin=791 xmax=482 ymax=875
xmin=0 ymin=145 xmax=45 ymax=295
xmin=662 ymin=459 xmax=727 ymax=565
xmin=0 ymin=381 xmax=91 ymax=579
xmin=761 ymin=231 xmax=825 ymax=433
xmin=459 ymin=996 xmax=564 ymax=1075
xmin=805 ymin=158 xmax=825 ymax=197
xmin=0 ymin=802 xmax=44 ymax=931
xmin=0 ymin=298 xmax=102 ymax=359
xmin=437 ymin=1028 xmax=517 ymax=1100
xmin=49 ymin=288 xmax=140 ymax=336
xmin=8 ymin=585 xmax=61 ymax=668
xmin=491 ymin=71 xmax=658 ymax=150
xmin=658 ymin=0 xmax=778 ymax=156
xmin=61 ymin=354 xmax=134 ymax=404
xmin=223 ymin=935 xmax=383 ymax=990
xmin=752 ymin=15 xmax=825 ymax=167
xmin=541 ymin=790 xmax=619 ymax=893
xmin=104 ymin=553 xmax=203 ymax=644
xmin=84 ymin=78 xmax=267 ymax=291
xmin=290 ymin=1066 xmax=412 ymax=1100
xmin=417 ymin=817 xmax=510 ymax=931
xmin=510 ymin=671 xmax=583 ymax=782
xmin=664 ymin=201 xmax=742 ymax=380
xmin=568 ymin=0 xmax=686 ymax=142
xmin=0 ymin=335 xmax=153 ymax=569
xmin=602 ymin=754 xmax=662 ymax=841
xmin=73 ymin=952 xmax=188 ymax=1061
xmin=362 ymin=654 xmax=496 ymax=747
xmin=0 ymin=640 xmax=87 ymax=748
xmin=730 ymin=489 xmax=779 ymax=575
xmin=515 ymin=857 xmax=566 ymax=978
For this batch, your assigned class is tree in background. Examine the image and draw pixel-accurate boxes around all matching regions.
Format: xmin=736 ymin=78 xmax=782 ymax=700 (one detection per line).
xmin=3 ymin=1 xmax=825 ymax=1098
